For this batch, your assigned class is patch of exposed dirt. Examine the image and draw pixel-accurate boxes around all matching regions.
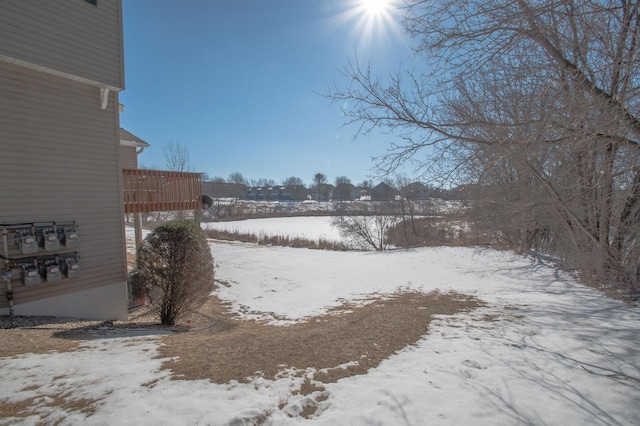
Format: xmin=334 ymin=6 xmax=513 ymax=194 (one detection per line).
xmin=0 ymin=307 xmax=209 ymax=358
xmin=158 ymin=290 xmax=484 ymax=384
xmin=0 ymin=389 xmax=100 ymax=422
xmin=0 ymin=329 xmax=80 ymax=357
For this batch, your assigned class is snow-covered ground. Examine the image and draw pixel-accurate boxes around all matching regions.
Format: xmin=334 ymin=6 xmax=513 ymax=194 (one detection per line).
xmin=1 ymin=222 xmax=639 ymax=425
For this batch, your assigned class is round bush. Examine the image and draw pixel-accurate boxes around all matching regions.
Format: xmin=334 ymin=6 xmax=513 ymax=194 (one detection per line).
xmin=136 ymin=220 xmax=214 ymax=325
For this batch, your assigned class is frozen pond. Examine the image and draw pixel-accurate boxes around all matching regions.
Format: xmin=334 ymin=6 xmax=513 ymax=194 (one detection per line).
xmin=201 ymin=216 xmax=342 ymax=243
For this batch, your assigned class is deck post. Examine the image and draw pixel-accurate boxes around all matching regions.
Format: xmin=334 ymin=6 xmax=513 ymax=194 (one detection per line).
xmin=134 ymin=213 xmax=143 ymax=251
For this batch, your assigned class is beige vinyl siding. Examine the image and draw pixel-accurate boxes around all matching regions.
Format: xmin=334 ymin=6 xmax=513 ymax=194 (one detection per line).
xmin=0 ymin=61 xmax=127 ymax=310
xmin=0 ymin=0 xmax=123 ymax=88
xmin=120 ymin=146 xmax=138 ymax=169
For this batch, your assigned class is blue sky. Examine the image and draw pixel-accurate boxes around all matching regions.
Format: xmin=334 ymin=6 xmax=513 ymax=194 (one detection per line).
xmin=120 ymin=0 xmax=414 ymax=186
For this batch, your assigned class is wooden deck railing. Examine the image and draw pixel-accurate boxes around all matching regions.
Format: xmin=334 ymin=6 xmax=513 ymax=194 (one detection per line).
xmin=123 ymin=169 xmax=203 ymax=214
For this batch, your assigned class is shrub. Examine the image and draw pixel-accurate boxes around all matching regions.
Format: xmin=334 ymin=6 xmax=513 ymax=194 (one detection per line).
xmin=136 ymin=220 xmax=215 ymax=326
xmin=331 ymin=202 xmax=400 ymax=251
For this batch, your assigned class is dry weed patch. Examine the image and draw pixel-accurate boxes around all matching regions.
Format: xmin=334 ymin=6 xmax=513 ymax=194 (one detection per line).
xmin=158 ymin=290 xmax=484 ymax=384
xmin=0 ymin=329 xmax=80 ymax=358
xmin=0 ymin=392 xmax=100 ymax=421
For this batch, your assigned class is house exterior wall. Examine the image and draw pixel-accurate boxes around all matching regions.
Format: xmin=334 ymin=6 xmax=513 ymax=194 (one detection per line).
xmin=120 ymin=145 xmax=138 ymax=169
xmin=371 ymin=183 xmax=398 ymax=201
xmin=0 ymin=0 xmax=124 ymax=88
xmin=203 ymin=182 xmax=247 ymax=199
xmin=0 ymin=1 xmax=127 ymax=320
xmin=402 ymin=183 xmax=430 ymax=201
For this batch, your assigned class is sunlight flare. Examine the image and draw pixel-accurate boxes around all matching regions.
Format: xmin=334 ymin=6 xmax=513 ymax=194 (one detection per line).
xmin=361 ymin=0 xmax=389 ymax=15
xmin=319 ymin=0 xmax=402 ymax=55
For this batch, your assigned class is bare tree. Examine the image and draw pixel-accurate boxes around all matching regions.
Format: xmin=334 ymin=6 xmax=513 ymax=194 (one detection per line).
xmin=313 ymin=172 xmax=329 ymax=201
xmin=162 ymin=141 xmax=192 ymax=172
xmin=335 ymin=175 xmax=351 ymax=186
xmin=313 ymin=172 xmax=327 ymax=185
xmin=330 ymin=0 xmax=640 ymax=295
xmin=282 ymin=176 xmax=306 ymax=201
xmin=251 ymin=178 xmax=276 ymax=187
xmin=282 ymin=176 xmax=305 ymax=186
xmin=332 ymin=202 xmax=400 ymax=251
xmin=160 ymin=141 xmax=194 ymax=220
xmin=334 ymin=175 xmax=353 ymax=201
xmin=207 ymin=198 xmax=238 ymax=220
xmin=228 ymin=171 xmax=248 ymax=185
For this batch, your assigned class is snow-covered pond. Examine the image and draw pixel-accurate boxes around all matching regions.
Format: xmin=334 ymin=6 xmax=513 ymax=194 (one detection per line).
xmin=201 ymin=216 xmax=343 ymax=243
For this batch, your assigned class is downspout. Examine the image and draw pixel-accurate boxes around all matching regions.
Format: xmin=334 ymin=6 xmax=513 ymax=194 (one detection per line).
xmin=133 ymin=145 xmax=146 ymax=251
xmin=2 ymin=229 xmax=14 ymax=327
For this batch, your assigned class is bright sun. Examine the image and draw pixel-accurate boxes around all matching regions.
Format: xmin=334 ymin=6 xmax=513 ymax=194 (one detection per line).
xmin=329 ymin=0 xmax=401 ymax=54
xmin=361 ymin=0 xmax=390 ymax=16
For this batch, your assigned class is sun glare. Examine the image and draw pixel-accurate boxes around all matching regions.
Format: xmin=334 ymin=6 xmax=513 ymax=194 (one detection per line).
xmin=361 ymin=0 xmax=389 ymax=16
xmin=322 ymin=0 xmax=402 ymax=56
xmin=346 ymin=0 xmax=401 ymax=53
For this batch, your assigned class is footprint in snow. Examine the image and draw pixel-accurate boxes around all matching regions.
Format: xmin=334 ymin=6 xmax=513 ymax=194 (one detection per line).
xmin=462 ymin=359 xmax=486 ymax=370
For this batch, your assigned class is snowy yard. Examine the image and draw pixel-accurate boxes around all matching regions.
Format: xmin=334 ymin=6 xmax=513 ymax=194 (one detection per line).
xmin=1 ymin=220 xmax=639 ymax=425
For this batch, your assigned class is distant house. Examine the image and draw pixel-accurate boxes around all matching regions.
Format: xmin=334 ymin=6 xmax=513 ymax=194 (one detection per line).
xmin=266 ymin=186 xmax=283 ymax=202
xmin=202 ymin=182 xmax=247 ymax=200
xmin=245 ymin=185 xmax=310 ymax=202
xmin=401 ymin=182 xmax=430 ymax=201
xmin=246 ymin=186 xmax=259 ymax=201
xmin=247 ymin=186 xmax=267 ymax=201
xmin=371 ymin=182 xmax=400 ymax=201
xmin=0 ymin=0 xmax=129 ymax=320
xmin=334 ymin=183 xmax=361 ymax=201
xmin=280 ymin=185 xmax=308 ymax=201
xmin=314 ymin=183 xmax=335 ymax=202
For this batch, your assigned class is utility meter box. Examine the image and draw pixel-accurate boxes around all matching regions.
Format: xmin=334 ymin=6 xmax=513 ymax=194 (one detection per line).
xmin=46 ymin=265 xmax=62 ymax=283
xmin=64 ymin=230 xmax=79 ymax=248
xmin=23 ymin=268 xmax=41 ymax=286
xmin=19 ymin=235 xmax=39 ymax=255
xmin=66 ymin=260 xmax=81 ymax=279
xmin=44 ymin=232 xmax=61 ymax=251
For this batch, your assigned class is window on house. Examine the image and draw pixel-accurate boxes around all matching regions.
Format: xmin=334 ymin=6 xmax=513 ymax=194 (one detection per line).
xmin=85 ymin=0 xmax=97 ymax=5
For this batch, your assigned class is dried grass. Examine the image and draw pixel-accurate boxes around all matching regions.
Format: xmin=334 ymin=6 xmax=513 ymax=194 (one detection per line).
xmin=158 ymin=290 xmax=484 ymax=384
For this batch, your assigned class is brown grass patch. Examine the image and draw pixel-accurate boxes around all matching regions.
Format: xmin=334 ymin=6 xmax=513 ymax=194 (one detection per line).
xmin=0 ymin=392 xmax=100 ymax=422
xmin=158 ymin=290 xmax=484 ymax=384
xmin=0 ymin=329 xmax=80 ymax=358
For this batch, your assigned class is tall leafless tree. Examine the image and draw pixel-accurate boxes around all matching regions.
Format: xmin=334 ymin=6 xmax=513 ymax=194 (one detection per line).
xmin=160 ymin=141 xmax=194 ymax=220
xmin=162 ymin=141 xmax=192 ymax=173
xmin=313 ymin=172 xmax=329 ymax=201
xmin=332 ymin=202 xmax=400 ymax=251
xmin=330 ymin=0 xmax=640 ymax=295
xmin=227 ymin=171 xmax=248 ymax=186
xmin=283 ymin=176 xmax=305 ymax=186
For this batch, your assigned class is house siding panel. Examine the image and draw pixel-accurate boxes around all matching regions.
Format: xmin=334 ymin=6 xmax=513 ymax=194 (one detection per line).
xmin=0 ymin=0 xmax=123 ymax=88
xmin=0 ymin=61 xmax=127 ymax=318
xmin=120 ymin=146 xmax=138 ymax=169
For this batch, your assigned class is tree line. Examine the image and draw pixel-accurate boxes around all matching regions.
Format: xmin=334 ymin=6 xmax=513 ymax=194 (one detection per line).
xmin=203 ymin=171 xmax=369 ymax=190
